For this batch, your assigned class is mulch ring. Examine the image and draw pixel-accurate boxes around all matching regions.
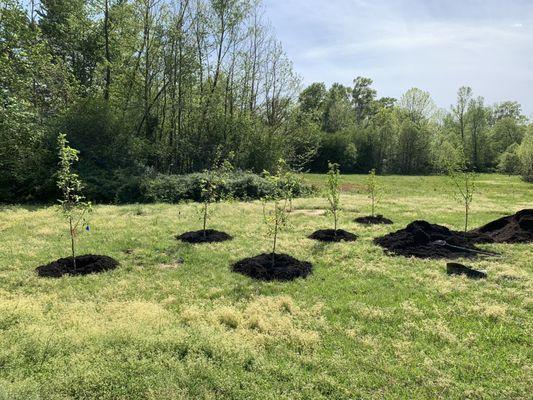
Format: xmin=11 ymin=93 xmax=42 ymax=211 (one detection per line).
xmin=176 ymin=229 xmax=233 ymax=243
xmin=232 ymin=253 xmax=312 ymax=281
xmin=36 ymin=254 xmax=119 ymax=278
xmin=469 ymin=209 xmax=532 ymax=243
xmin=374 ymin=220 xmax=497 ymax=259
xmin=354 ymin=215 xmax=393 ymax=225
xmin=308 ymin=229 xmax=358 ymax=242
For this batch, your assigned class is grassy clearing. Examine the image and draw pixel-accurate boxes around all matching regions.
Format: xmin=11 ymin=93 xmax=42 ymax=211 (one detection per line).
xmin=0 ymin=174 xmax=531 ymax=399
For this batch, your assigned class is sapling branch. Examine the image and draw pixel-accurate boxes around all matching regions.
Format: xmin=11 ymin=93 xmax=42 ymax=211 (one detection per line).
xmin=446 ymin=161 xmax=476 ymax=235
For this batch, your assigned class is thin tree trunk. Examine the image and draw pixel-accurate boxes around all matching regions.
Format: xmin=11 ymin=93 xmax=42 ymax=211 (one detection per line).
xmin=103 ymin=0 xmax=111 ymax=100
xmin=69 ymin=217 xmax=77 ymax=270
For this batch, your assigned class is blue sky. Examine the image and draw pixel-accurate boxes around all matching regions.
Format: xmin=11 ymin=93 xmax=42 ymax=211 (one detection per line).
xmin=264 ymin=0 xmax=533 ymax=116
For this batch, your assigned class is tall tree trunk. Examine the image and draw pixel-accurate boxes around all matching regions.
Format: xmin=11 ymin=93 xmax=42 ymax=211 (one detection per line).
xmin=103 ymin=0 xmax=111 ymax=100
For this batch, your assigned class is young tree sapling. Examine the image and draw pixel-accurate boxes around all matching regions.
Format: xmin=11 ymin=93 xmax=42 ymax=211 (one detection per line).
xmin=446 ymin=161 xmax=477 ymax=234
xmin=198 ymin=150 xmax=233 ymax=238
xmin=367 ymin=168 xmax=380 ymax=217
xmin=262 ymin=164 xmax=290 ymax=265
xmin=325 ymin=162 xmax=341 ymax=235
xmin=56 ymin=133 xmax=91 ymax=270
xmin=277 ymin=158 xmax=301 ymax=212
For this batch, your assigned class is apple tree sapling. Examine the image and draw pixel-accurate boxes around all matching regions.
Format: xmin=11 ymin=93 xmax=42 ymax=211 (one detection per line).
xmin=56 ymin=133 xmax=91 ymax=270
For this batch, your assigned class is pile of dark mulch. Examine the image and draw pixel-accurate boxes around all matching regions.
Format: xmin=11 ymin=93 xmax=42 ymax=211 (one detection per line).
xmin=354 ymin=215 xmax=393 ymax=225
xmin=308 ymin=229 xmax=358 ymax=242
xmin=176 ymin=229 xmax=232 ymax=243
xmin=232 ymin=253 xmax=312 ymax=281
xmin=36 ymin=255 xmax=119 ymax=278
xmin=469 ymin=209 xmax=533 ymax=243
xmin=374 ymin=220 xmax=495 ymax=259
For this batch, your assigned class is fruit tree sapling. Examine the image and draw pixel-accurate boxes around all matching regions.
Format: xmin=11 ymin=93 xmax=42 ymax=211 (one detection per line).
xmin=446 ymin=161 xmax=477 ymax=234
xmin=56 ymin=133 xmax=91 ymax=270
xmin=367 ymin=168 xmax=380 ymax=217
xmin=277 ymin=158 xmax=301 ymax=212
xmin=262 ymin=165 xmax=290 ymax=265
xmin=198 ymin=150 xmax=233 ymax=237
xmin=326 ymin=162 xmax=341 ymax=235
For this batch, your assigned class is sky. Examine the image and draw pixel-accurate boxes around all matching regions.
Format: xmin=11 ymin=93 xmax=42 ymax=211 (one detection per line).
xmin=264 ymin=0 xmax=533 ymax=116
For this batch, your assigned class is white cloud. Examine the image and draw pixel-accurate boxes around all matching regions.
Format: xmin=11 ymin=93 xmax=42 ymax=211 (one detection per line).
xmin=265 ymin=0 xmax=533 ymax=113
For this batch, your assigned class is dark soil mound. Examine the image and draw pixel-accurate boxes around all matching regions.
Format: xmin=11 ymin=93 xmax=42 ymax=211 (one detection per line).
xmin=37 ymin=254 xmax=119 ymax=278
xmin=374 ymin=220 xmax=496 ymax=259
xmin=354 ymin=215 xmax=393 ymax=225
xmin=470 ymin=209 xmax=533 ymax=243
xmin=308 ymin=229 xmax=358 ymax=242
xmin=176 ymin=229 xmax=232 ymax=243
xmin=232 ymin=253 xmax=312 ymax=281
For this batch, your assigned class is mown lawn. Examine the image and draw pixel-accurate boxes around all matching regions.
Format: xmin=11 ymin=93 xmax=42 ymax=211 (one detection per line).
xmin=0 ymin=174 xmax=531 ymax=399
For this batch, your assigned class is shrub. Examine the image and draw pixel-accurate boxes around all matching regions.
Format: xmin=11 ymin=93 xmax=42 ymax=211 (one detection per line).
xmin=517 ymin=131 xmax=533 ymax=182
xmin=497 ymin=143 xmax=521 ymax=175
xmin=140 ymin=171 xmax=313 ymax=203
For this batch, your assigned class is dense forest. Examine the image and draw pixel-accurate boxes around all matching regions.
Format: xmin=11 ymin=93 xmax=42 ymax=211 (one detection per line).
xmin=1 ymin=0 xmax=532 ymax=203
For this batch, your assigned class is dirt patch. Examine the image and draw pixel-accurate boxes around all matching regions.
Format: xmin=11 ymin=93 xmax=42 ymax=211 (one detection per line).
xmin=36 ymin=254 xmax=119 ymax=278
xmin=354 ymin=215 xmax=393 ymax=225
xmin=374 ymin=220 xmax=496 ymax=259
xmin=340 ymin=183 xmax=365 ymax=192
xmin=308 ymin=229 xmax=358 ymax=242
xmin=469 ymin=209 xmax=532 ymax=243
xmin=291 ymin=209 xmax=326 ymax=216
xmin=176 ymin=229 xmax=232 ymax=243
xmin=232 ymin=253 xmax=312 ymax=281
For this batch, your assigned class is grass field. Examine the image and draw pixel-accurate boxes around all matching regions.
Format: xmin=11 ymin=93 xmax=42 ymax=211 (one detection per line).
xmin=0 ymin=174 xmax=531 ymax=399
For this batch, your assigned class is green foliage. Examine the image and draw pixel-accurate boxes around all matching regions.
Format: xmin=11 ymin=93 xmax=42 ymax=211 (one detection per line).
xmin=497 ymin=143 xmax=521 ymax=175
xmin=56 ymin=133 xmax=91 ymax=267
xmin=141 ymin=171 xmax=312 ymax=204
xmin=517 ymin=129 xmax=533 ymax=182
xmin=325 ymin=162 xmax=341 ymax=232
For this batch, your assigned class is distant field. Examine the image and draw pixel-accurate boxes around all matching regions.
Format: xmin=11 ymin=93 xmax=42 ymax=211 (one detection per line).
xmin=0 ymin=174 xmax=531 ymax=399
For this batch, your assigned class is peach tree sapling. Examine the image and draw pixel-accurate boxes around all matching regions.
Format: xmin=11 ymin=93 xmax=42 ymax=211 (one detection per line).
xmin=56 ymin=133 xmax=91 ymax=270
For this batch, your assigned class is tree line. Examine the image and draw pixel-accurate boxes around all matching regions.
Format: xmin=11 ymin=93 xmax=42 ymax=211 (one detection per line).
xmin=1 ymin=0 xmax=532 ymax=203
xmin=300 ymin=79 xmax=532 ymax=179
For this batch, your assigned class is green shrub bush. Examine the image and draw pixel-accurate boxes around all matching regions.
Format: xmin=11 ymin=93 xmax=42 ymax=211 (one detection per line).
xmin=140 ymin=171 xmax=314 ymax=203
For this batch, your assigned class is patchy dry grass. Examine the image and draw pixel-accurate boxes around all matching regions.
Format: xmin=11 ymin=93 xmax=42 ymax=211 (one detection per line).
xmin=0 ymin=174 xmax=531 ymax=399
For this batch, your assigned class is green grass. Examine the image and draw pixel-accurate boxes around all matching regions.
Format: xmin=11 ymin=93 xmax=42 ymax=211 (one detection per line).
xmin=0 ymin=174 xmax=531 ymax=399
